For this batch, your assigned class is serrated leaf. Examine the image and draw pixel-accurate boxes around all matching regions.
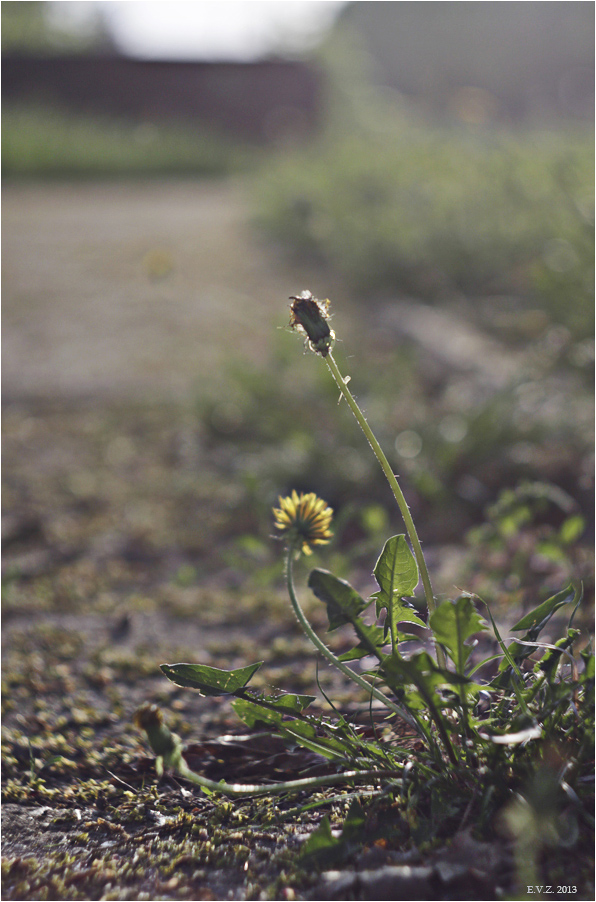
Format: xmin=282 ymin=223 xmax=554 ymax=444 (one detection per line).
xmin=382 ymin=651 xmax=480 ymax=712
xmin=383 ymin=651 xmax=473 ymax=689
xmin=430 ymin=596 xmax=487 ymax=675
xmin=232 ymin=691 xmax=316 ymax=729
xmin=308 ymin=569 xmax=370 ymax=631
xmin=370 ymin=536 xmax=424 ymax=652
xmin=268 ymin=692 xmax=316 ymax=712
xmin=160 ymin=661 xmax=262 ymax=695
xmin=337 ymin=629 xmax=387 ymax=661
xmin=372 ymin=536 xmax=420 ymax=610
xmin=232 ymin=697 xmax=279 ymax=730
xmin=309 ymin=568 xmax=388 ymax=661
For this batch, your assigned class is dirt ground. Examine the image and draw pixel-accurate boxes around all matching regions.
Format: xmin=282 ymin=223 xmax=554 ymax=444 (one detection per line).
xmin=2 ymin=179 xmax=317 ymax=401
xmin=2 ymin=180 xmax=591 ymax=901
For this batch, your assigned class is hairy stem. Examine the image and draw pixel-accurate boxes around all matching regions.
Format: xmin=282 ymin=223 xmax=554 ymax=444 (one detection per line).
xmin=325 ymin=350 xmax=447 ymax=670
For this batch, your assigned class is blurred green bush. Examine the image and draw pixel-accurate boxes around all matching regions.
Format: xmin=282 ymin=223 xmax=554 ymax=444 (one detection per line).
xmin=196 ymin=320 xmax=593 ymax=559
xmin=1 ymin=103 xmax=256 ymax=178
xmin=254 ymin=124 xmax=593 ymax=337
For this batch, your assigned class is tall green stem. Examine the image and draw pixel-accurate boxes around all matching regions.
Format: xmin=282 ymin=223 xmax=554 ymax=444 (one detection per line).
xmin=325 ymin=350 xmax=447 ymax=670
xmin=285 ymin=546 xmax=420 ymax=732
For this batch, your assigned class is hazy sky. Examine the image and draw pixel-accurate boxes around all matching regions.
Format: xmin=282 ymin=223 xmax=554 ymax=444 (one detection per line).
xmin=54 ymin=1 xmax=347 ymax=60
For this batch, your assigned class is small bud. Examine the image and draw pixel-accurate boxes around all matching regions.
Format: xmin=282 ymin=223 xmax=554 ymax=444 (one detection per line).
xmin=289 ymin=291 xmax=335 ymax=357
xmin=134 ymin=703 xmax=180 ymax=760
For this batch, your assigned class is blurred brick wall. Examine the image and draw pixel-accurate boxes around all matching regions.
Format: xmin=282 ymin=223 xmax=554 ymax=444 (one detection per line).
xmin=2 ymin=54 xmax=322 ymax=142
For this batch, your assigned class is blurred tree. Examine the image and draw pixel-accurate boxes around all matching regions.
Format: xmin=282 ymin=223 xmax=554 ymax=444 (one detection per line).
xmin=2 ymin=1 xmax=115 ymax=54
xmin=331 ymin=1 xmax=594 ymax=122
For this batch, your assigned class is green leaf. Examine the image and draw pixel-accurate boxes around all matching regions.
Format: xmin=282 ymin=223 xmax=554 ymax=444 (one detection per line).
xmin=234 ymin=695 xmax=367 ymax=762
xmin=265 ymin=692 xmax=316 ymax=713
xmin=337 ymin=631 xmax=387 ymax=662
xmin=559 ymin=515 xmax=585 ymax=545
xmin=510 ymin=584 xmax=578 ymax=634
xmin=370 ymin=536 xmax=425 ymax=652
xmin=160 ymin=662 xmax=263 ymax=695
xmin=232 ymin=691 xmax=315 ymax=729
xmin=309 ymin=568 xmax=388 ymax=661
xmin=581 ymin=646 xmax=595 ymax=682
xmin=536 ymin=629 xmax=581 ymax=680
xmin=372 ymin=536 xmax=420 ymax=609
xmin=339 ymin=798 xmax=366 ymax=842
xmin=485 ymin=604 xmax=531 ymax=704
xmin=382 ymin=650 xmax=480 ymax=712
xmin=232 ymin=697 xmax=275 ymax=730
xmin=280 ymin=720 xmax=354 ymax=762
xmin=391 ymin=651 xmax=476 ymax=690
xmin=300 ymin=800 xmax=366 ymax=865
xmin=300 ymin=816 xmax=338 ymax=861
xmin=429 ymin=596 xmax=487 ymax=675
xmin=308 ymin=569 xmax=370 ymax=631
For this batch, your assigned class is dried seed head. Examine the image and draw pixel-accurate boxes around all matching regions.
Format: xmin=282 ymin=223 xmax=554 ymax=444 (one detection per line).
xmin=289 ymin=291 xmax=335 ymax=357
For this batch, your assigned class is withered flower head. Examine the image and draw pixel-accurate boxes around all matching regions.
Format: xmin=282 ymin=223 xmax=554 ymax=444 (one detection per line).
xmin=134 ymin=703 xmax=163 ymax=733
xmin=289 ymin=291 xmax=335 ymax=357
xmin=273 ymin=490 xmax=333 ymax=555
xmin=134 ymin=703 xmax=178 ymax=759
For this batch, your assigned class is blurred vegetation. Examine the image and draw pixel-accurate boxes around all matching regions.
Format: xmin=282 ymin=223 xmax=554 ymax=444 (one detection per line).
xmin=195 ymin=319 xmax=593 ymax=607
xmin=1 ymin=3 xmax=256 ymax=178
xmin=252 ymin=22 xmax=594 ymax=338
xmin=230 ymin=38 xmax=593 ymax=607
xmin=2 ymin=26 xmax=593 ymax=604
xmin=1 ymin=103 xmax=256 ymax=179
xmin=254 ymin=116 xmax=593 ymax=337
xmin=332 ymin=2 xmax=594 ymax=123
xmin=1 ymin=1 xmax=114 ymax=54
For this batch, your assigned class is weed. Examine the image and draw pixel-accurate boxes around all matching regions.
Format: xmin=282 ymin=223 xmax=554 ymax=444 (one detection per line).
xmin=137 ymin=294 xmax=593 ymax=893
xmin=2 ymin=103 xmax=256 ymax=179
xmin=255 ymin=127 xmax=594 ymax=337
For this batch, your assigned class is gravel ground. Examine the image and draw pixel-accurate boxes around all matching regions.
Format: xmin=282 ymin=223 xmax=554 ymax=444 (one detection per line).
xmin=2 ymin=178 xmax=318 ymax=401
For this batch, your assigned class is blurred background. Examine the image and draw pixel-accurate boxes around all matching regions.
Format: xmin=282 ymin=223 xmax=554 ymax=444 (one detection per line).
xmin=2 ymin=1 xmax=594 ymax=639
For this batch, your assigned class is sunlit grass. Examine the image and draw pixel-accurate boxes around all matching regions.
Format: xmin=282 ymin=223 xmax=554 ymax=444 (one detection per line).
xmin=2 ymin=103 xmax=257 ymax=178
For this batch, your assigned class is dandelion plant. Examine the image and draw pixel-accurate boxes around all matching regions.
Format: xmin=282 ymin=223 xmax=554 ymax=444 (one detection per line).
xmin=136 ymin=291 xmax=592 ymax=881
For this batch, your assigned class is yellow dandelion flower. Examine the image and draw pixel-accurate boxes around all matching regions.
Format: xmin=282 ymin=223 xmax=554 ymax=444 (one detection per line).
xmin=273 ymin=490 xmax=333 ymax=555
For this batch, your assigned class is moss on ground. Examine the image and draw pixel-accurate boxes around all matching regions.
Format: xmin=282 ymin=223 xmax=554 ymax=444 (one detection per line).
xmin=3 ymin=399 xmax=593 ymax=900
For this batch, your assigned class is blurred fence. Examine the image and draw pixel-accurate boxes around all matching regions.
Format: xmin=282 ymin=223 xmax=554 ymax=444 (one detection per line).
xmin=1 ymin=53 xmax=322 ymax=142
